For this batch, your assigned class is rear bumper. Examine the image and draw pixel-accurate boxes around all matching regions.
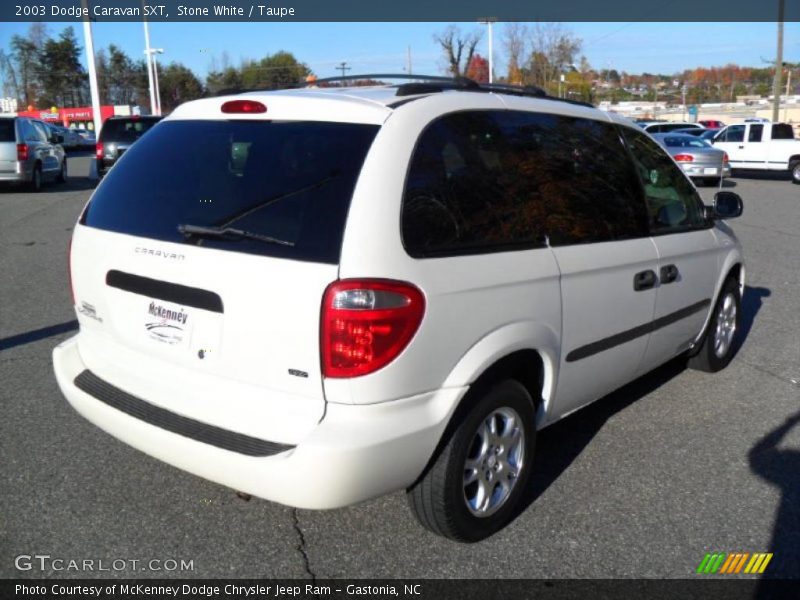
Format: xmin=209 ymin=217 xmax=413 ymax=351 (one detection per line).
xmin=682 ymin=164 xmax=732 ymax=179
xmin=53 ymin=335 xmax=466 ymax=509
xmin=0 ymin=162 xmax=29 ymax=182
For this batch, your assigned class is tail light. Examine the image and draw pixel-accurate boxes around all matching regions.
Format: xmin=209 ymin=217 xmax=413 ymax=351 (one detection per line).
xmin=722 ymin=152 xmax=729 ymax=163
xmin=321 ymin=279 xmax=425 ymax=378
xmin=16 ymin=143 xmax=28 ymax=161
xmin=95 ymin=142 xmax=103 ymax=160
xmin=674 ymin=154 xmax=694 ymax=162
xmin=67 ymin=236 xmax=75 ymax=306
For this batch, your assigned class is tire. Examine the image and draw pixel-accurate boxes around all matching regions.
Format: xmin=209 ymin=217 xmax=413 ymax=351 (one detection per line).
xmin=688 ymin=277 xmax=741 ymax=372
xmin=407 ymin=379 xmax=536 ymax=542
xmin=57 ymin=160 xmax=67 ymax=184
xmin=790 ymin=160 xmax=800 ymax=185
xmin=703 ymin=177 xmax=721 ymax=188
xmin=29 ymin=164 xmax=42 ymax=192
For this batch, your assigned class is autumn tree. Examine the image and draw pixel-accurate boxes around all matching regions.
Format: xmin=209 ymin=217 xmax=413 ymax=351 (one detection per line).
xmin=466 ymin=54 xmax=490 ymax=83
xmin=502 ymin=23 xmax=528 ymax=84
xmin=433 ymin=25 xmax=483 ymax=77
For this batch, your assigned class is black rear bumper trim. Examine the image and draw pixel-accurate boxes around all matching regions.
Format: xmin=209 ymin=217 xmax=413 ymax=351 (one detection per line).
xmin=73 ymin=370 xmax=294 ymax=457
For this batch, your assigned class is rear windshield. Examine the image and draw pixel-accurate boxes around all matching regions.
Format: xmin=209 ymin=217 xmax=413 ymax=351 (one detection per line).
xmin=663 ymin=137 xmax=711 ymax=148
xmin=83 ymin=120 xmax=379 ymax=264
xmin=99 ymin=118 xmax=161 ymax=142
xmin=0 ymin=119 xmax=15 ymax=142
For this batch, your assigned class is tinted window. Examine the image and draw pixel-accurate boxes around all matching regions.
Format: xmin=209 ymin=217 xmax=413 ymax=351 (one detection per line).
xmin=663 ymin=137 xmax=711 ymax=148
xmin=31 ymin=121 xmax=49 ymax=142
xmin=621 ymin=127 xmax=707 ymax=235
xmin=721 ymin=125 xmax=745 ymax=143
xmin=771 ymin=124 xmax=794 ymax=140
xmin=100 ymin=117 xmax=162 ymax=142
xmin=84 ymin=120 xmax=379 ymax=264
xmin=0 ymin=119 xmax=15 ymax=142
xmin=748 ymin=124 xmax=763 ymax=142
xmin=401 ymin=110 xmax=647 ymax=256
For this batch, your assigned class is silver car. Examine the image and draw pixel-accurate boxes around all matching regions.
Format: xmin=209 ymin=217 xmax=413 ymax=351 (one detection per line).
xmin=0 ymin=116 xmax=67 ymax=191
xmin=47 ymin=124 xmax=83 ymax=150
xmin=652 ymin=133 xmax=731 ymax=186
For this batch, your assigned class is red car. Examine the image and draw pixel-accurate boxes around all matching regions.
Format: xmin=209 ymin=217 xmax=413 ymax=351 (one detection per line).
xmin=699 ymin=119 xmax=725 ymax=128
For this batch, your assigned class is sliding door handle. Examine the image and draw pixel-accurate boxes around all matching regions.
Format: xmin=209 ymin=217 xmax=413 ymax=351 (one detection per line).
xmin=633 ymin=269 xmax=657 ymax=291
xmin=660 ymin=264 xmax=679 ymax=284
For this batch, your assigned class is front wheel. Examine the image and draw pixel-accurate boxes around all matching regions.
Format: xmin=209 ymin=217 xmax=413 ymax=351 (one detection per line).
xmin=57 ymin=160 xmax=67 ymax=183
xmin=688 ymin=277 xmax=741 ymax=372
xmin=407 ymin=380 xmax=536 ymax=542
xmin=790 ymin=160 xmax=800 ymax=185
xmin=29 ymin=164 xmax=42 ymax=192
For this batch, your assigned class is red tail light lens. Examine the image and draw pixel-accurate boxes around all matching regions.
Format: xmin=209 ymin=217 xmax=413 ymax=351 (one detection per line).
xmin=722 ymin=152 xmax=729 ymax=163
xmin=16 ymin=143 xmax=28 ymax=161
xmin=321 ymin=279 xmax=425 ymax=378
xmin=674 ymin=154 xmax=694 ymax=162
xmin=95 ymin=142 xmax=103 ymax=160
xmin=221 ymin=100 xmax=267 ymax=114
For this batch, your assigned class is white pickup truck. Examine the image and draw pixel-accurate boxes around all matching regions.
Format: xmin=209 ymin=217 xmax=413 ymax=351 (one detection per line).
xmin=712 ymin=122 xmax=800 ymax=184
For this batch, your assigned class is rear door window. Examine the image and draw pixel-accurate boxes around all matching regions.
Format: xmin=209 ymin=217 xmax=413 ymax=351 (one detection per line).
xmin=100 ymin=118 xmax=161 ymax=142
xmin=83 ymin=120 xmax=379 ymax=264
xmin=401 ymin=110 xmax=648 ymax=256
xmin=748 ymin=124 xmax=764 ymax=142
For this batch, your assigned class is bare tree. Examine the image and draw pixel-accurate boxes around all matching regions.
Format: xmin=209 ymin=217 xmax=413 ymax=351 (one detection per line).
xmin=433 ymin=25 xmax=483 ymax=77
xmin=502 ymin=23 xmax=528 ymax=84
xmin=528 ymin=23 xmax=582 ymax=91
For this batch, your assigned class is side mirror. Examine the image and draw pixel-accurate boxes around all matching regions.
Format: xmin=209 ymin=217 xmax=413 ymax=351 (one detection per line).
xmin=710 ymin=191 xmax=743 ymax=220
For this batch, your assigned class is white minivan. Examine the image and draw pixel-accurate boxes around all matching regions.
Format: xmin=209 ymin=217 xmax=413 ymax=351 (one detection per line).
xmin=53 ymin=77 xmax=745 ymax=542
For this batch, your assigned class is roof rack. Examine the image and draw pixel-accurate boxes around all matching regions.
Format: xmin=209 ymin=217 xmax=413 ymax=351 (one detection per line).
xmin=302 ymin=73 xmax=592 ymax=107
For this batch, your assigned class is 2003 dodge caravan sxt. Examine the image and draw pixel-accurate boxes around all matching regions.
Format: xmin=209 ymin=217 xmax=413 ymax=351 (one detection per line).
xmin=53 ymin=77 xmax=745 ymax=541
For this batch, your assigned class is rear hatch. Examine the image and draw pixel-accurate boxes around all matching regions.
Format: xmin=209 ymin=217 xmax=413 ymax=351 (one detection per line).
xmin=0 ymin=119 xmax=17 ymax=175
xmin=72 ymin=114 xmax=380 ymax=444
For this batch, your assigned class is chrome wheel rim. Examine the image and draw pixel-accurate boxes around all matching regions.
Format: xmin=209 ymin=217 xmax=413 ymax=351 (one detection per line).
xmin=793 ymin=164 xmax=800 ymax=181
xmin=712 ymin=292 xmax=737 ymax=358
xmin=463 ymin=407 xmax=525 ymax=517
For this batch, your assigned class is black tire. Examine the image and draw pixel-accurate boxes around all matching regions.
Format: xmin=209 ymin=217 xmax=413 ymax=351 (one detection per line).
xmin=29 ymin=164 xmax=42 ymax=192
xmin=688 ymin=277 xmax=741 ymax=372
xmin=407 ymin=379 xmax=536 ymax=542
xmin=703 ymin=177 xmax=721 ymax=188
xmin=57 ymin=160 xmax=67 ymax=183
xmin=790 ymin=160 xmax=800 ymax=185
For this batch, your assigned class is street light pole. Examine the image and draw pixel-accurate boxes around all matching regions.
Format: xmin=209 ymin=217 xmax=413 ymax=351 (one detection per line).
xmin=149 ymin=49 xmax=164 ymax=116
xmin=143 ymin=14 xmax=157 ymax=115
xmin=771 ymin=0 xmax=785 ymax=123
xmin=80 ymin=0 xmax=102 ymax=178
xmin=478 ymin=18 xmax=496 ymax=83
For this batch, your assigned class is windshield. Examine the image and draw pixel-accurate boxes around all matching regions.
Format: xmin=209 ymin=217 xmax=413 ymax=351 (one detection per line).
xmin=83 ymin=119 xmax=379 ymax=264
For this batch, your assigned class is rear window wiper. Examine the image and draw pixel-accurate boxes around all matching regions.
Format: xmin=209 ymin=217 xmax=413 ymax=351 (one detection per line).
xmin=177 ymin=224 xmax=295 ymax=247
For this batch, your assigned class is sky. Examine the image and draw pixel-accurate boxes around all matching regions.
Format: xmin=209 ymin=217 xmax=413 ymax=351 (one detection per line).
xmin=1 ymin=21 xmax=799 ymax=81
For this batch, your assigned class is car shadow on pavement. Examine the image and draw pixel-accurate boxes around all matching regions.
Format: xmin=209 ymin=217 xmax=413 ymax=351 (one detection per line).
xmin=732 ymin=170 xmax=793 ymax=183
xmin=514 ymin=284 xmax=770 ymax=524
xmin=0 ymin=320 xmax=78 ymax=352
xmin=749 ymin=410 xmax=800 ymax=586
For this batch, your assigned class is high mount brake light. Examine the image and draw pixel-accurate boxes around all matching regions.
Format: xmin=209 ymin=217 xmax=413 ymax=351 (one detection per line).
xmin=221 ymin=100 xmax=267 ymax=114
xmin=321 ymin=280 xmax=425 ymax=378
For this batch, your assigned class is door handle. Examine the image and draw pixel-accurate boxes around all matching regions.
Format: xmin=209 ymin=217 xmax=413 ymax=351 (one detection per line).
xmin=660 ymin=264 xmax=679 ymax=284
xmin=633 ymin=269 xmax=657 ymax=291
xmin=738 ymin=145 xmax=745 ymax=149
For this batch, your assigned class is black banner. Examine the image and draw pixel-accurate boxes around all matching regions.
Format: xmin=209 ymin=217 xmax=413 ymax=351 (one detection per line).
xmin=3 ymin=0 xmax=800 ymax=23
xmin=3 ymin=579 xmax=800 ymax=600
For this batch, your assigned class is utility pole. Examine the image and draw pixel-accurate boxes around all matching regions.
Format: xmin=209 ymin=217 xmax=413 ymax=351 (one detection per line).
xmin=406 ymin=46 xmax=412 ymax=76
xmin=479 ymin=18 xmax=497 ymax=83
xmin=337 ymin=62 xmax=350 ymax=80
xmin=771 ymin=0 xmax=785 ymax=122
xmin=682 ymin=84 xmax=687 ymax=121
xmin=81 ymin=0 xmax=102 ymax=178
xmin=143 ymin=2 xmax=157 ymax=116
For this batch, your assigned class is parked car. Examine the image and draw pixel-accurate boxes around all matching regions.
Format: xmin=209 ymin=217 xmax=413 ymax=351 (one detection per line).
xmin=712 ymin=122 xmax=800 ymax=183
xmin=698 ymin=119 xmax=725 ymax=129
xmin=73 ymin=127 xmax=96 ymax=147
xmin=96 ymin=115 xmax=162 ymax=176
xmin=0 ymin=115 xmax=67 ymax=191
xmin=47 ymin=124 xmax=82 ymax=150
xmin=643 ymin=121 xmax=704 ymax=134
xmin=652 ymin=133 xmax=731 ymax=186
xmin=54 ymin=79 xmax=746 ymax=542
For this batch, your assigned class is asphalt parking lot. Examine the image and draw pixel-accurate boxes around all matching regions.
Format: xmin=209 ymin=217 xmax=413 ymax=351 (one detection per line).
xmin=1 ymin=155 xmax=798 ymax=580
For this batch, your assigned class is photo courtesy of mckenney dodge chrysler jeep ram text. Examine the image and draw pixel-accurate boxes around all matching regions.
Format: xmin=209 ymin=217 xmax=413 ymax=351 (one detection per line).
xmin=53 ymin=75 xmax=745 ymax=542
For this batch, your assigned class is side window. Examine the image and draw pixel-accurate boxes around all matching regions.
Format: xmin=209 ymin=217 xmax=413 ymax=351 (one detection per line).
xmin=20 ymin=119 xmax=38 ymax=142
xmin=401 ymin=110 xmax=648 ymax=257
xmin=748 ymin=124 xmax=764 ymax=142
xmin=620 ymin=127 xmax=707 ymax=235
xmin=722 ymin=125 xmax=745 ymax=143
xmin=771 ymin=124 xmax=794 ymax=140
xmin=30 ymin=121 xmax=49 ymax=142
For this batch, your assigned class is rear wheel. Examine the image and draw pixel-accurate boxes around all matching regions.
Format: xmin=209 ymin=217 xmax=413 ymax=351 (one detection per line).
xmin=29 ymin=164 xmax=42 ymax=192
xmin=57 ymin=160 xmax=67 ymax=183
xmin=703 ymin=177 xmax=721 ymax=187
xmin=407 ymin=380 xmax=536 ymax=542
xmin=688 ymin=277 xmax=741 ymax=372
xmin=790 ymin=160 xmax=800 ymax=185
